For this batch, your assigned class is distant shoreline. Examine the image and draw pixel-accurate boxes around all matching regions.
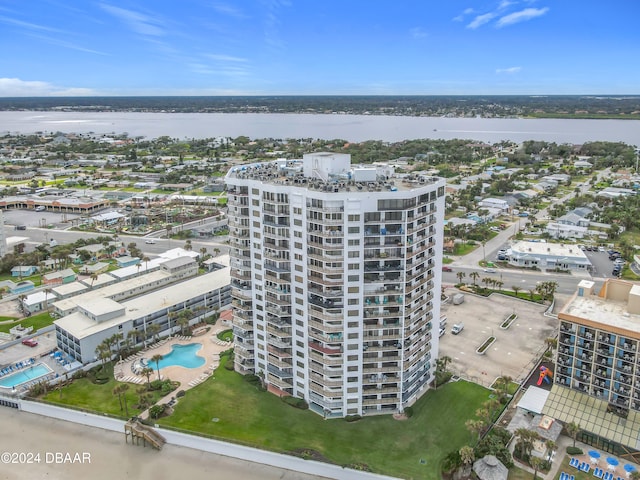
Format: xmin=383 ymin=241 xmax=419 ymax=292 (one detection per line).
xmin=1 ymin=110 xmax=639 ymax=145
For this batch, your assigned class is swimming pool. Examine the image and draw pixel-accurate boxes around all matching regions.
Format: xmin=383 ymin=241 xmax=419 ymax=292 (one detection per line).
xmin=0 ymin=364 xmax=52 ymax=389
xmin=144 ymin=343 xmax=205 ymax=370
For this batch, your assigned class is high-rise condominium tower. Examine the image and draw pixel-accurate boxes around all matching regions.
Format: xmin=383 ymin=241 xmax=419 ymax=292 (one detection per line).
xmin=226 ymin=153 xmax=445 ymax=417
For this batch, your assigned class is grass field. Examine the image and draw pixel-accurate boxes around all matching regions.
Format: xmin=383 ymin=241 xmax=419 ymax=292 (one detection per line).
xmin=159 ymin=356 xmax=492 ymax=479
xmin=0 ymin=312 xmax=53 ymax=334
xmin=43 ymin=363 xmax=165 ymax=418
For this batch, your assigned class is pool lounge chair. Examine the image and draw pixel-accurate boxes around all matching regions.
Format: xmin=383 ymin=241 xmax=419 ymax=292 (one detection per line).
xmin=560 ymin=472 xmax=569 ymax=480
xmin=571 ymin=458 xmax=581 ymax=468
xmin=594 ymin=468 xmax=604 ymax=478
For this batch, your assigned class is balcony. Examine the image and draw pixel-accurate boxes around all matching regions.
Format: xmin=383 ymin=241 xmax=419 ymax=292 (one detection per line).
xmin=309 ymin=350 xmax=343 ymax=366
xmin=309 ymin=342 xmax=342 ymax=355
xmin=310 ymin=372 xmax=343 ymax=388
xmin=308 ymin=318 xmax=344 ymax=334
xmin=267 ymin=344 xmax=292 ymax=358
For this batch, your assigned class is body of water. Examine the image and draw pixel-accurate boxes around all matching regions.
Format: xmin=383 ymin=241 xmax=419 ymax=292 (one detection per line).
xmin=0 ymin=111 xmax=639 ymax=145
xmin=144 ymin=343 xmax=205 ymax=370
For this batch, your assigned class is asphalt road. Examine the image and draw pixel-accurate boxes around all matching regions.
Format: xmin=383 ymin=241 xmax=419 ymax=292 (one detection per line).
xmin=5 ymin=223 xmax=229 ymax=259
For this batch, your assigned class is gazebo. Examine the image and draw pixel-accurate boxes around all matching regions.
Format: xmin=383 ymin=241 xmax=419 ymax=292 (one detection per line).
xmin=473 ymin=455 xmax=508 ymax=480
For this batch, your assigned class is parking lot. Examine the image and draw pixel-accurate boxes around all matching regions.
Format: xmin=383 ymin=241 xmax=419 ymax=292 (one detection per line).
xmin=439 ymin=287 xmax=556 ymax=388
xmin=2 ymin=209 xmax=83 ymax=230
xmin=582 ymin=248 xmax=623 ymax=278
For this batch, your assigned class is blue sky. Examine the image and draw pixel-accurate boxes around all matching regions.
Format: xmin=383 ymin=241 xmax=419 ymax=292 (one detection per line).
xmin=0 ymin=0 xmax=638 ymax=96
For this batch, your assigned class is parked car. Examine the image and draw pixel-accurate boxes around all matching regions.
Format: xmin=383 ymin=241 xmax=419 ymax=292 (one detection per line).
xmin=483 ymin=268 xmax=496 ymax=273
xmin=442 ymin=266 xmax=453 ymax=272
xmin=451 ymin=323 xmax=464 ymax=335
xmin=22 ymin=338 xmax=38 ymax=347
xmin=145 ymin=239 xmax=156 ymax=244
xmin=439 ymin=327 xmax=446 ymax=337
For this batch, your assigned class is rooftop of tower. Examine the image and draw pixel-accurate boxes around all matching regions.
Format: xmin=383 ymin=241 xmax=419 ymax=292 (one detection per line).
xmin=225 ymin=152 xmax=442 ymax=193
xmin=559 ymin=279 xmax=640 ymax=335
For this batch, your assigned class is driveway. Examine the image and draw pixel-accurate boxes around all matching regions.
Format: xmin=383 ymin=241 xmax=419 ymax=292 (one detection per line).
xmin=439 ymin=287 xmax=555 ymax=388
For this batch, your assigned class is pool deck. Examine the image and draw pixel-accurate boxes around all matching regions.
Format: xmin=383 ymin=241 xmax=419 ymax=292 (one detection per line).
xmin=114 ymin=325 xmax=232 ymax=392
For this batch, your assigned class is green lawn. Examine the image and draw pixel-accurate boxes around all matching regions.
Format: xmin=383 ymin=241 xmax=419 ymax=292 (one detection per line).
xmin=43 ymin=363 xmax=165 ymax=418
xmin=0 ymin=312 xmax=53 ymax=334
xmin=160 ymin=358 xmax=491 ymax=479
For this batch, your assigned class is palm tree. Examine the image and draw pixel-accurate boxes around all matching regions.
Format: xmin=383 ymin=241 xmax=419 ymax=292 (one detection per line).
xmin=177 ymin=315 xmax=190 ymax=336
xmin=120 ymin=383 xmax=130 ymax=417
xmin=200 ymin=247 xmax=207 ymax=260
xmin=566 ymin=421 xmax=580 ymax=447
xmin=184 ymin=239 xmax=192 ymax=251
xmin=213 ymin=247 xmax=220 ymax=257
xmin=147 ymin=323 xmax=160 ymax=343
xmin=545 ymin=439 xmax=557 ymax=459
xmin=96 ymin=344 xmax=111 ymax=365
xmin=141 ymin=367 xmax=154 ymax=390
xmin=113 ymin=385 xmax=124 ymax=411
xmin=456 ymin=271 xmax=466 ymax=284
xmin=465 ymin=419 xmax=485 ymax=442
xmin=530 ymin=456 xmax=545 ymax=480
xmin=143 ymin=255 xmax=150 ymax=271
xmin=127 ymin=329 xmax=139 ymax=348
xmin=151 ymin=354 xmax=163 ymax=381
xmin=459 ymin=445 xmax=475 ymax=475
xmin=469 ymin=271 xmax=480 ymax=286
xmin=89 ymin=272 xmax=98 ymax=288
xmin=512 ymin=285 xmax=521 ymax=297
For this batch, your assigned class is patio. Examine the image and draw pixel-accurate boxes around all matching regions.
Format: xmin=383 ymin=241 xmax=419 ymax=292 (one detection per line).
xmin=114 ymin=326 xmax=232 ymax=390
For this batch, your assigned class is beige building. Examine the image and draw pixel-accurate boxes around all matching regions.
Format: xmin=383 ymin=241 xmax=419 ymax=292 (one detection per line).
xmin=545 ymin=279 xmax=640 ymax=452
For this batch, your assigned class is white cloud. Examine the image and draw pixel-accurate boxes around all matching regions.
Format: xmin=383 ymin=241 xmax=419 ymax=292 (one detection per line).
xmin=409 ymin=27 xmax=427 ymax=39
xmin=496 ymin=66 xmax=522 ymax=74
xmin=0 ymin=15 xmax=66 ymax=33
xmin=453 ymin=7 xmax=474 ymax=22
xmin=467 ymin=12 xmax=496 ymax=29
xmin=496 ymin=7 xmax=549 ymax=27
xmin=0 ymin=78 xmax=95 ymax=96
xmin=99 ymin=3 xmax=165 ymax=36
xmin=210 ymin=3 xmax=248 ymax=19
xmin=205 ymin=54 xmax=248 ymax=62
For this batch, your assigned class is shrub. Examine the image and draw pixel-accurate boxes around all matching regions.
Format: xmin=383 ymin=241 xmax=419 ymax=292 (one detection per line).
xmin=344 ymin=415 xmax=362 ymax=422
xmin=176 ymin=390 xmax=185 ymax=398
xmin=244 ymin=375 xmax=261 ymax=384
xmin=72 ymin=370 xmax=87 ymax=380
xmin=282 ymin=396 xmax=308 ymax=410
xmin=566 ymin=446 xmax=583 ymax=455
xmin=404 ymin=406 xmax=414 ymax=418
xmin=149 ymin=404 xmax=166 ymax=419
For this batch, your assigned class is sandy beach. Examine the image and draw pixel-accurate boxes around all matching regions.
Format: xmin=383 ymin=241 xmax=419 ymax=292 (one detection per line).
xmin=0 ymin=408 xmax=326 ymax=480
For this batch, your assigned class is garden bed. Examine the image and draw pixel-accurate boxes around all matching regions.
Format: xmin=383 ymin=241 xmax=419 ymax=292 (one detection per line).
xmin=500 ymin=313 xmax=517 ymax=329
xmin=476 ymin=336 xmax=496 ymax=355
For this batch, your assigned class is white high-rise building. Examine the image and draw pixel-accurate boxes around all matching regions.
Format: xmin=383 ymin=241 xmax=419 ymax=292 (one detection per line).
xmin=225 ymin=153 xmax=446 ymax=417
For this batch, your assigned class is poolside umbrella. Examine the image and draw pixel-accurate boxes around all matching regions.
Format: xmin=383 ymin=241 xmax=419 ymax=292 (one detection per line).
xmin=607 ymin=458 xmax=620 ymax=467
xmin=590 ymin=451 xmax=602 ymax=459
xmin=624 ymin=465 xmax=636 ymax=474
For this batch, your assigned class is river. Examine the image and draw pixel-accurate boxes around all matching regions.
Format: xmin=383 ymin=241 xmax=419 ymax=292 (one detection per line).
xmin=1 ymin=111 xmax=639 ymax=145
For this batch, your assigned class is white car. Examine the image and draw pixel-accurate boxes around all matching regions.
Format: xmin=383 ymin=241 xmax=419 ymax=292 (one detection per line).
xmin=483 ymin=268 xmax=496 ymax=273
xmin=145 ymin=239 xmax=156 ymax=244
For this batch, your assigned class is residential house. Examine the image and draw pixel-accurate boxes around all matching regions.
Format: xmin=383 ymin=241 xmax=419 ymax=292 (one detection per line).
xmin=11 ymin=265 xmax=38 ymax=277
xmin=42 ymin=268 xmax=77 ymax=286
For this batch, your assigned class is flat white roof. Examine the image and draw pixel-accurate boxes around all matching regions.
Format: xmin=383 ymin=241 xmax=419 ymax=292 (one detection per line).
xmin=54 ymin=267 xmax=229 ymax=339
xmin=517 ymin=386 xmax=551 ymax=414
xmin=512 ymin=241 xmax=588 ymax=259
xmin=51 ymin=282 xmax=89 ymax=297
xmin=53 ymin=269 xmax=172 ymax=313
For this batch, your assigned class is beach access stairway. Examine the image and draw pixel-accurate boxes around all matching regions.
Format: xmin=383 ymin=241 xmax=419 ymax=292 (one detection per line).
xmin=125 ymin=419 xmax=166 ymax=450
